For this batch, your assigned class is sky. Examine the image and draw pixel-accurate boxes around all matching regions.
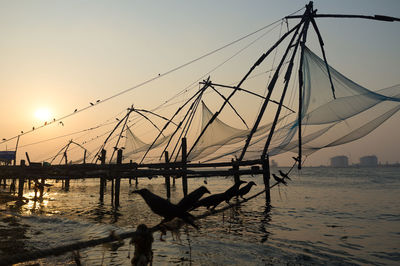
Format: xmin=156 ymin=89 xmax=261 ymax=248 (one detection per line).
xmin=0 ymin=0 xmax=399 ymax=166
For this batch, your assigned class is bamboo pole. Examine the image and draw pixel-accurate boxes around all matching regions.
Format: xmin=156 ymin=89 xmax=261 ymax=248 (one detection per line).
xmin=18 ymin=160 xmax=25 ymax=199
xmin=99 ymin=149 xmax=106 ymax=202
xmin=188 ymin=20 xmax=304 ymax=159
xmin=261 ymin=156 xmax=271 ymax=203
xmin=115 ymin=149 xmax=122 ymax=207
xmin=164 ymin=151 xmax=171 ymax=199
xmin=181 ymin=138 xmax=188 ymax=196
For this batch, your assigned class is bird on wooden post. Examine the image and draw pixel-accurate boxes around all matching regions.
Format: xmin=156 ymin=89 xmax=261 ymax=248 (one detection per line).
xmin=191 ymin=192 xmax=226 ymax=210
xmin=224 ymin=180 xmax=247 ymax=203
xmin=177 ymin=186 xmax=210 ymax=212
xmin=237 ymin=181 xmax=257 ymax=199
xmin=131 ymin=189 xmax=198 ymax=229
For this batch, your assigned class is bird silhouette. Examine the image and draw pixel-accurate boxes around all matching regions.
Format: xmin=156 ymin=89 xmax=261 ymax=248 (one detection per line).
xmin=132 ymin=189 xmax=198 ymax=229
xmin=96 ymin=100 xmax=100 ymax=103
xmin=191 ymin=192 xmax=226 ymax=210
xmin=20 ymin=131 xmax=23 ymax=134
xmin=278 ymin=170 xmax=292 ymax=181
xmin=177 ymin=186 xmax=210 ymax=212
xmin=2 ymin=138 xmax=6 ymax=141
xmin=90 ymin=102 xmax=94 ymax=106
xmin=59 ymin=121 xmax=64 ymax=126
xmin=74 ymin=109 xmax=78 ymax=112
xmin=32 ymin=127 xmax=35 ymax=131
xmin=237 ymin=181 xmax=257 ymax=199
xmin=224 ymin=180 xmax=247 ymax=203
xmin=272 ymin=174 xmax=287 ymax=185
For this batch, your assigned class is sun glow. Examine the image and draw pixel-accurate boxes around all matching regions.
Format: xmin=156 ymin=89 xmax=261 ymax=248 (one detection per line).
xmin=34 ymin=108 xmax=52 ymax=122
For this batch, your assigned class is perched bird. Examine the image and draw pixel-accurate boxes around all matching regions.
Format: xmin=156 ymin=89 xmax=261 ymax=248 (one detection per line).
xmin=224 ymin=180 xmax=247 ymax=203
xmin=96 ymin=99 xmax=100 ymax=103
xmin=90 ymin=102 xmax=94 ymax=106
xmin=2 ymin=138 xmax=6 ymax=141
xmin=278 ymin=170 xmax=292 ymax=181
xmin=21 ymin=131 xmax=24 ymax=134
xmin=32 ymin=127 xmax=35 ymax=130
xmin=177 ymin=186 xmax=210 ymax=212
xmin=191 ymin=192 xmax=226 ymax=210
xmin=132 ymin=189 xmax=198 ymax=229
xmin=116 ymin=118 xmax=120 ymax=121
xmin=272 ymin=174 xmax=287 ymax=185
xmin=59 ymin=121 xmax=64 ymax=126
xmin=237 ymin=181 xmax=257 ymax=199
xmin=74 ymin=109 xmax=78 ymax=112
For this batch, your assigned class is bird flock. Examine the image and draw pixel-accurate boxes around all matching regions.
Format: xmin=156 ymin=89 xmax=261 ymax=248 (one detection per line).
xmin=131 ymin=170 xmax=291 ymax=236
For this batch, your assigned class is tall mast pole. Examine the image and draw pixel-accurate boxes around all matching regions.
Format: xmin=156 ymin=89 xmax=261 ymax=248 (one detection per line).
xmin=187 ymin=20 xmax=304 ymax=159
xmin=238 ymin=6 xmax=309 ymax=161
xmin=297 ymin=7 xmax=313 ymax=169
xmin=262 ymin=3 xmax=313 ymax=159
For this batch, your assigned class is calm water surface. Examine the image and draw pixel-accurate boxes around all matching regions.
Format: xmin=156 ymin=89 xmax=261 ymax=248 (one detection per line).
xmin=0 ymin=167 xmax=399 ymax=265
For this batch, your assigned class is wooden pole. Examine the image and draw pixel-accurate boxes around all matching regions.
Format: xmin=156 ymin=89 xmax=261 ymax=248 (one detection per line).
xmin=18 ymin=160 xmax=25 ymax=199
xmin=14 ymin=135 xmax=20 ymax=166
xmin=188 ymin=21 xmax=303 ymax=160
xmin=115 ymin=149 xmax=122 ymax=207
xmin=181 ymin=138 xmax=188 ymax=196
xmin=232 ymin=159 xmax=240 ymax=184
xmin=240 ymin=18 xmax=304 ymax=161
xmin=64 ymin=151 xmax=70 ymax=191
xmin=164 ymin=151 xmax=171 ymax=199
xmin=261 ymin=156 xmax=271 ymax=203
xmin=99 ymin=149 xmax=106 ymax=202
xmin=129 ymin=160 xmax=132 ymax=185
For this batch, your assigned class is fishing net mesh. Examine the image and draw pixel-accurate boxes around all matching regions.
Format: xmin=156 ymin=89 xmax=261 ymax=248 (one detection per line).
xmin=124 ymin=47 xmax=400 ymax=163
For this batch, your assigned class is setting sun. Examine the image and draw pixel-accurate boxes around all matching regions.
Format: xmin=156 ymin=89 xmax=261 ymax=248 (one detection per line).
xmin=34 ymin=108 xmax=52 ymax=122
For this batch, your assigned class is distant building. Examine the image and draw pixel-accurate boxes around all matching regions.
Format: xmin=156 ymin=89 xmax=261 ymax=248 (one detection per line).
xmin=360 ymin=155 xmax=378 ymax=167
xmin=330 ymin=156 xmax=348 ymax=167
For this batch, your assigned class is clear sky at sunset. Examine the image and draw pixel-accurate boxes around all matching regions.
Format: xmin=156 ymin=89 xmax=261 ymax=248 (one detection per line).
xmin=0 ymin=0 xmax=399 ymax=166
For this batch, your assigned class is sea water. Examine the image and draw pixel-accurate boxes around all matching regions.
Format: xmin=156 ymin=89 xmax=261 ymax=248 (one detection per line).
xmin=0 ymin=167 xmax=399 ymax=265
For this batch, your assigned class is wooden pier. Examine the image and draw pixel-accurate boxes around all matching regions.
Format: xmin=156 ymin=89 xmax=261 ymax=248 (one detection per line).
xmin=0 ymin=148 xmax=272 ymax=205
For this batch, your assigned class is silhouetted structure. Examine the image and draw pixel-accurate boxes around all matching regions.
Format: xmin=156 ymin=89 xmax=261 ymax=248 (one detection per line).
xmin=360 ymin=155 xmax=378 ymax=167
xmin=330 ymin=156 xmax=349 ymax=167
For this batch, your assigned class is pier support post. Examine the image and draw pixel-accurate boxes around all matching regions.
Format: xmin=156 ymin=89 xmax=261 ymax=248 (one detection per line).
xmin=64 ymin=151 xmax=70 ymax=191
xmin=261 ymin=155 xmax=271 ymax=203
xmin=232 ymin=159 xmax=240 ymax=184
xmin=181 ymin=138 xmax=188 ymax=196
xmin=99 ymin=149 xmax=106 ymax=202
xmin=164 ymin=151 xmax=171 ymax=199
xmin=129 ymin=160 xmax=133 ymax=185
xmin=114 ymin=149 xmax=122 ymax=207
xmin=18 ymin=160 xmax=25 ymax=199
